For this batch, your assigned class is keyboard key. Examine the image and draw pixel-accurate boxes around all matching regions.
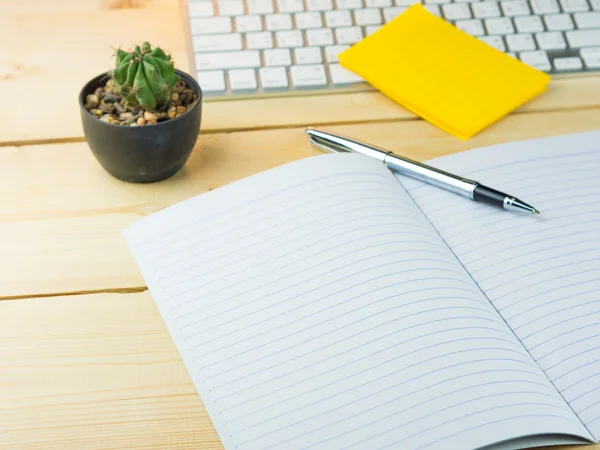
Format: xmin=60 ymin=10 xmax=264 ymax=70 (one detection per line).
xmin=325 ymin=10 xmax=354 ymax=27
xmin=247 ymin=0 xmax=274 ymax=13
xmin=354 ymin=8 xmax=384 ymax=24
xmin=336 ymin=0 xmax=363 ymax=7
xmin=193 ymin=33 xmax=243 ymax=52
xmin=506 ymin=32 xmax=537 ymax=49
xmin=479 ymin=34 xmax=507 ymax=50
xmin=191 ymin=17 xmax=232 ymax=34
xmin=456 ymin=19 xmax=485 ymax=35
xmin=229 ymin=68 xmax=258 ymax=90
xmin=485 ymin=17 xmax=515 ymax=33
xmin=189 ymin=2 xmax=215 ymax=17
xmin=581 ymin=46 xmax=600 ymax=66
xmin=295 ymin=12 xmax=323 ymax=29
xmin=554 ymin=56 xmax=584 ymax=70
xmin=294 ymin=47 xmax=324 ymax=64
xmin=515 ymin=15 xmax=545 ymax=31
xmin=423 ymin=4 xmax=442 ymax=15
xmin=366 ymin=25 xmax=383 ymax=34
xmin=501 ymin=0 xmax=531 ymax=15
xmin=536 ymin=31 xmax=567 ymax=48
xmin=443 ymin=3 xmax=472 ymax=19
xmin=264 ymin=48 xmax=292 ymax=65
xmin=329 ymin=63 xmax=363 ymax=84
xmin=217 ymin=0 xmax=244 ymax=15
xmin=335 ymin=26 xmax=364 ymax=43
xmin=560 ymin=0 xmax=590 ymax=11
xmin=306 ymin=0 xmax=334 ymax=10
xmin=325 ymin=44 xmax=350 ymax=62
xmin=276 ymin=30 xmax=305 ymax=47
xmin=235 ymin=15 xmax=263 ymax=32
xmin=472 ymin=2 xmax=502 ymax=18
xmin=195 ymin=50 xmax=261 ymax=70
xmin=259 ymin=67 xmax=289 ymax=88
xmin=531 ymin=0 xmax=560 ymax=13
xmin=574 ymin=12 xmax=600 ymax=27
xmin=384 ymin=7 xmax=408 ymax=21
xmin=277 ymin=0 xmax=305 ymax=12
xmin=266 ymin=14 xmax=293 ymax=30
xmin=366 ymin=0 xmax=393 ymax=6
xmin=290 ymin=64 xmax=329 ymax=87
xmin=395 ymin=0 xmax=421 ymax=4
xmin=566 ymin=29 xmax=600 ymax=46
xmin=246 ymin=31 xmax=274 ymax=49
xmin=196 ymin=70 xmax=226 ymax=92
xmin=592 ymin=0 xmax=600 ymax=8
xmin=544 ymin=13 xmax=575 ymax=29
xmin=306 ymin=28 xmax=335 ymax=45
xmin=519 ymin=49 xmax=552 ymax=69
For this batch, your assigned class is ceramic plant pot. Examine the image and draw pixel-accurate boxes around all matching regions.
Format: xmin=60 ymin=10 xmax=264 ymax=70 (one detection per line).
xmin=79 ymin=69 xmax=202 ymax=183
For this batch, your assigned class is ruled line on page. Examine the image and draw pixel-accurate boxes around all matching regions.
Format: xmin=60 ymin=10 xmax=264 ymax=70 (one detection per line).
xmin=176 ymin=265 xmax=474 ymax=333
xmin=184 ymin=281 xmax=483 ymax=352
xmin=225 ymin=366 xmax=549 ymax=429
xmin=188 ymin=289 xmax=485 ymax=358
xmin=165 ymin=232 xmax=452 ymax=309
xmin=235 ymin=379 xmax=560 ymax=442
xmin=148 ymin=190 xmax=423 ymax=277
xmin=216 ymin=335 xmax=539 ymax=414
xmin=191 ymin=297 xmax=495 ymax=368
xmin=402 ymin=132 xmax=600 ymax=440
xmin=135 ymin=171 xmax=399 ymax=249
xmin=155 ymin=219 xmax=425 ymax=294
xmin=205 ymin=318 xmax=517 ymax=392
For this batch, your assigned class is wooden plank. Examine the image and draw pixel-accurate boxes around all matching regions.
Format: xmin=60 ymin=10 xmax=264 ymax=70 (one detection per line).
xmin=1 ymin=0 xmax=177 ymax=13
xmin=0 ymin=292 xmax=223 ymax=450
xmin=1 ymin=108 xmax=599 ymax=298
xmin=0 ymin=6 xmax=192 ymax=145
xmin=0 ymin=291 xmax=596 ymax=450
xmin=0 ymin=4 xmax=599 ymax=145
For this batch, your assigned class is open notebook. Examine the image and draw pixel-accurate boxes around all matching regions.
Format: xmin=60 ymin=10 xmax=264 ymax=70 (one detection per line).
xmin=123 ymin=130 xmax=600 ymax=450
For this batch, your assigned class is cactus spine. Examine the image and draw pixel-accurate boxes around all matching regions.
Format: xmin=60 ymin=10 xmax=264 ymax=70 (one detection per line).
xmin=111 ymin=42 xmax=178 ymax=110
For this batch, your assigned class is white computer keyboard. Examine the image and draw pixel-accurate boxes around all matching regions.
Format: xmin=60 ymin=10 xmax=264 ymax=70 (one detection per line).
xmin=186 ymin=0 xmax=600 ymax=98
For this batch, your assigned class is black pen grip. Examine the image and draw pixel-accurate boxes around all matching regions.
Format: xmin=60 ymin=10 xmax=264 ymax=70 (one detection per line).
xmin=473 ymin=185 xmax=507 ymax=207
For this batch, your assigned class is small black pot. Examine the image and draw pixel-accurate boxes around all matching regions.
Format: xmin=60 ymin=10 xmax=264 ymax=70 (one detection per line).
xmin=79 ymin=70 xmax=202 ymax=183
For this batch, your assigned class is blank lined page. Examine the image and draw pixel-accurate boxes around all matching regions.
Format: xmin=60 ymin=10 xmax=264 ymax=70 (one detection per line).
xmin=403 ymin=130 xmax=600 ymax=440
xmin=124 ymin=153 xmax=589 ymax=450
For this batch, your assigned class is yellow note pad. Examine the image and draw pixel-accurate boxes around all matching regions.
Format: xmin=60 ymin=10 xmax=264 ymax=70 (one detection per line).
xmin=338 ymin=4 xmax=551 ymax=140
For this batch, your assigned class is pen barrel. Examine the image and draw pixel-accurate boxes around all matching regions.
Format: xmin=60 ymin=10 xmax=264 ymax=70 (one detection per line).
xmin=384 ymin=154 xmax=477 ymax=199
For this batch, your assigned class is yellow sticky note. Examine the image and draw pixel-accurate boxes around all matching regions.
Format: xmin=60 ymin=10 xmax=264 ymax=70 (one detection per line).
xmin=338 ymin=4 xmax=550 ymax=139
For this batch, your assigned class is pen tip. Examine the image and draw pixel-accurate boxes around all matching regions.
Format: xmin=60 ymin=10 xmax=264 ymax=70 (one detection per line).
xmin=532 ymin=209 xmax=540 ymax=214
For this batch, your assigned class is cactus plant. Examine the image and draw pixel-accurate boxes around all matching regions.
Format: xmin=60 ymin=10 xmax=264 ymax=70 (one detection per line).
xmin=83 ymin=41 xmax=199 ymax=127
xmin=111 ymin=41 xmax=179 ymax=110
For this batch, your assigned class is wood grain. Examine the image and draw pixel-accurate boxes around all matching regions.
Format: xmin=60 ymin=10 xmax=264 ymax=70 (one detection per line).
xmin=0 ymin=291 xmax=595 ymax=450
xmin=1 ymin=0 xmax=177 ymax=13
xmin=0 ymin=6 xmax=192 ymax=146
xmin=0 ymin=291 xmax=223 ymax=450
xmin=1 ymin=108 xmax=599 ymax=299
xmin=0 ymin=3 xmax=599 ymax=145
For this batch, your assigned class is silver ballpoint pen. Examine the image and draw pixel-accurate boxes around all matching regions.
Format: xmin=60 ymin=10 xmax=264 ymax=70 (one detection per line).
xmin=306 ymin=128 xmax=539 ymax=214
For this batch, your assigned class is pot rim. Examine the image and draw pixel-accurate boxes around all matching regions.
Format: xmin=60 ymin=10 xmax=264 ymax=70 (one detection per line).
xmin=78 ymin=69 xmax=202 ymax=129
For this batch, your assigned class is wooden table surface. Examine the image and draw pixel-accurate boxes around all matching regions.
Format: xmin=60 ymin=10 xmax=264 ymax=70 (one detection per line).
xmin=1 ymin=1 xmax=599 ymax=449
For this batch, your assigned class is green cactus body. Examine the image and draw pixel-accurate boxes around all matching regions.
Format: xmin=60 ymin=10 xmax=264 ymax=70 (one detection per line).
xmin=112 ymin=42 xmax=178 ymax=110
